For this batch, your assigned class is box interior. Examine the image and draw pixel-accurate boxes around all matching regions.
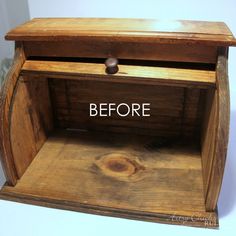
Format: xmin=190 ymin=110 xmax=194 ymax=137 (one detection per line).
xmin=3 ymin=58 xmax=217 ymax=218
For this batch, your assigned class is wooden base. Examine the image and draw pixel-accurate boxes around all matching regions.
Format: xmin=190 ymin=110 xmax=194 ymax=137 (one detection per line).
xmin=0 ymin=130 xmax=218 ymax=228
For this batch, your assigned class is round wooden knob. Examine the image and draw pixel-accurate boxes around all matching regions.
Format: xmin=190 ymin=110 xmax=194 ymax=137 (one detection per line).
xmin=105 ymin=58 xmax=119 ymax=74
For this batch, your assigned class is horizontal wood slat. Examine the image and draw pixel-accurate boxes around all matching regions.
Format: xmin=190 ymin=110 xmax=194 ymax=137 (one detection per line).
xmin=21 ymin=60 xmax=216 ymax=88
xmin=23 ymin=41 xmax=218 ymax=64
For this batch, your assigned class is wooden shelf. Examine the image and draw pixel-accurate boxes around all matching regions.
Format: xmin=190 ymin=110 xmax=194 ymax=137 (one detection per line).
xmin=21 ymin=60 xmax=216 ymax=88
xmin=0 ymin=130 xmax=218 ymax=227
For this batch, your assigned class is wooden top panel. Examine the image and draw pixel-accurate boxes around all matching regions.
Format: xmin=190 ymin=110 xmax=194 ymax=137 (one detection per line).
xmin=5 ymin=18 xmax=236 ymax=46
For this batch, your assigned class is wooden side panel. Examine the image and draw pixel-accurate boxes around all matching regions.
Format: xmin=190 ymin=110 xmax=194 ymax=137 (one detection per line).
xmin=201 ymin=89 xmax=218 ymax=197
xmin=204 ymin=47 xmax=230 ymax=210
xmin=24 ymin=41 xmax=218 ymax=64
xmin=49 ymin=79 xmax=203 ymax=138
xmin=10 ymin=77 xmax=53 ymax=178
xmin=0 ymin=43 xmax=25 ymax=185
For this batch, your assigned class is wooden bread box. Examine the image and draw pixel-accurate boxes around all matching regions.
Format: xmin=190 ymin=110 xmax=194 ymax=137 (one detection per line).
xmin=0 ymin=18 xmax=236 ymax=228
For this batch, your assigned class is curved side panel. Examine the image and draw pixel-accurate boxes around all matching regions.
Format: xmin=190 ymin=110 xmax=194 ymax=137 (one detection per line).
xmin=10 ymin=76 xmax=53 ymax=178
xmin=205 ymin=47 xmax=230 ymax=210
xmin=0 ymin=43 xmax=25 ymax=185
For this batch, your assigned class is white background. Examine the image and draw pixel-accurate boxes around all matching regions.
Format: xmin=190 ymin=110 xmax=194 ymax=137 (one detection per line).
xmin=0 ymin=0 xmax=236 ymax=235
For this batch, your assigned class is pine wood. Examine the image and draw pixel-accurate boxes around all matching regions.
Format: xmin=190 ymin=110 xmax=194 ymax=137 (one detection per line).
xmin=205 ymin=47 xmax=230 ymax=210
xmin=201 ymin=88 xmax=218 ymax=196
xmin=200 ymin=47 xmax=230 ymax=210
xmin=0 ymin=18 xmax=234 ymax=228
xmin=0 ymin=130 xmax=218 ymax=228
xmin=21 ymin=60 xmax=216 ymax=88
xmin=48 ymin=79 xmax=205 ymax=138
xmin=10 ymin=77 xmax=53 ymax=178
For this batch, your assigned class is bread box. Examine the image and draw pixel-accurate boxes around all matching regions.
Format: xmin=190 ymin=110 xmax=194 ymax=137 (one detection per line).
xmin=0 ymin=18 xmax=236 ymax=228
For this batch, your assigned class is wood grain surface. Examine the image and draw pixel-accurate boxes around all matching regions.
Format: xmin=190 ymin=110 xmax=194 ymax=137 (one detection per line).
xmin=0 ymin=130 xmax=218 ymax=227
xmin=0 ymin=43 xmax=25 ymax=185
xmin=201 ymin=89 xmax=218 ymax=197
xmin=0 ymin=19 xmax=232 ymax=228
xmin=23 ymin=41 xmax=218 ymax=64
xmin=205 ymin=47 xmax=230 ymax=210
xmin=10 ymin=77 xmax=53 ymax=178
xmin=5 ymin=18 xmax=236 ymax=46
xmin=48 ymin=79 xmax=205 ymax=138
xmin=21 ymin=60 xmax=216 ymax=88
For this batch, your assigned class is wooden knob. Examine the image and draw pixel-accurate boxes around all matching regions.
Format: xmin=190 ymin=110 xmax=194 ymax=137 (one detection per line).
xmin=105 ymin=58 xmax=119 ymax=74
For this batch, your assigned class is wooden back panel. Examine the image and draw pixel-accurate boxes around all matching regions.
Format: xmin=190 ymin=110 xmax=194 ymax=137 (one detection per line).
xmin=49 ymin=79 xmax=205 ymax=139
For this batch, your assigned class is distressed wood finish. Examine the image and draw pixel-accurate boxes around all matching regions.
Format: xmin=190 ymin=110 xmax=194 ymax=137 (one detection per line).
xmin=0 ymin=18 xmax=235 ymax=228
xmin=0 ymin=43 xmax=25 ymax=185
